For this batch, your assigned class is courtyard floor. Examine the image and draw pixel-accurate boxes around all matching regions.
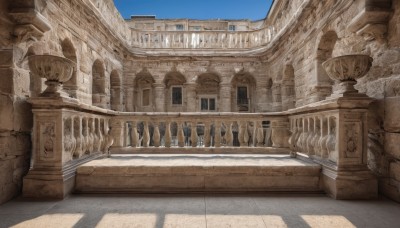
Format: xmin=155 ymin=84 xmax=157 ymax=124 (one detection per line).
xmin=0 ymin=194 xmax=399 ymax=228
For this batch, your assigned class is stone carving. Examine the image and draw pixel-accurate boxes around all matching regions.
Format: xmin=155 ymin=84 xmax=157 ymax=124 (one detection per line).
xmin=322 ymin=54 xmax=373 ymax=95
xmin=28 ymin=55 xmax=76 ymax=97
xmin=40 ymin=122 xmax=56 ymax=160
xmin=344 ymin=122 xmax=360 ymax=158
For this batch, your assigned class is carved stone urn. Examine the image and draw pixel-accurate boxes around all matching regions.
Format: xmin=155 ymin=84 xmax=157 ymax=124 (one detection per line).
xmin=322 ymin=54 xmax=373 ymax=97
xmin=28 ymin=55 xmax=76 ymax=97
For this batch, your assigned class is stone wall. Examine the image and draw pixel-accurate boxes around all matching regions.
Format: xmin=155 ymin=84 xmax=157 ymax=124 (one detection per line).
xmin=261 ymin=0 xmax=400 ymax=202
xmin=0 ymin=0 xmax=124 ymax=204
xmin=0 ymin=0 xmax=32 ymax=204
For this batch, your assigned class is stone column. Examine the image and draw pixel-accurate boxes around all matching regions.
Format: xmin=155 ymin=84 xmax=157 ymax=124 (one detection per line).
xmin=185 ymin=83 xmax=197 ymax=112
xmin=126 ymin=88 xmax=134 ymax=112
xmin=153 ymin=83 xmax=165 ymax=112
xmin=219 ymin=83 xmax=232 ymax=112
xmin=272 ymin=83 xmax=282 ymax=112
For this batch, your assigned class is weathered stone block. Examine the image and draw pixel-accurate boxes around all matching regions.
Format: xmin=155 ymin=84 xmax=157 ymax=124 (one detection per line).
xmin=384 ymin=97 xmax=400 ymax=132
xmin=0 ymin=49 xmax=13 ymax=67
xmin=390 ymin=162 xmax=400 ymax=182
xmin=13 ymin=98 xmax=32 ymax=132
xmin=0 ymin=68 xmax=13 ymax=94
xmin=0 ymin=94 xmax=14 ymax=131
xmin=385 ymin=133 xmax=400 ymax=160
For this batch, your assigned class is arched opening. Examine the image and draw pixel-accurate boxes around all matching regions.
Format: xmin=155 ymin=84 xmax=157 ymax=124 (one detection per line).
xmin=134 ymin=69 xmax=155 ymax=112
xmin=281 ymin=64 xmax=296 ymax=110
xmin=164 ymin=71 xmax=186 ymax=112
xmin=92 ymin=60 xmax=107 ymax=108
xmin=110 ymin=70 xmax=123 ymax=111
xmin=312 ymin=30 xmax=338 ymax=101
xmin=196 ymin=73 xmax=220 ymax=112
xmin=231 ymin=72 xmax=257 ymax=112
xmin=61 ymin=38 xmax=78 ymax=98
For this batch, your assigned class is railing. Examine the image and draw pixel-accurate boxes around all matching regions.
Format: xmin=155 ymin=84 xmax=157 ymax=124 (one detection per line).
xmin=110 ymin=113 xmax=290 ymax=150
xmin=24 ymin=93 xmax=376 ymax=199
xmin=130 ymin=28 xmax=274 ymax=49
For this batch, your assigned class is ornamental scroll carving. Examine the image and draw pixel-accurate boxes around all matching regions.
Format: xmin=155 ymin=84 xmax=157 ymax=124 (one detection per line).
xmin=40 ymin=122 xmax=56 ymax=160
xmin=344 ymin=122 xmax=361 ymax=158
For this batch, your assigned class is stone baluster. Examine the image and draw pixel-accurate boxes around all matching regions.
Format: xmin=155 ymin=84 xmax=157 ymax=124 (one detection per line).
xmin=74 ymin=117 xmax=83 ymax=158
xmin=131 ymin=121 xmax=139 ymax=147
xmin=312 ymin=117 xmax=321 ymax=157
xmin=191 ymin=121 xmax=198 ymax=147
xmin=164 ymin=121 xmax=172 ymax=148
xmin=256 ymin=121 xmax=264 ymax=147
xmin=307 ymin=117 xmax=315 ymax=155
xmin=88 ymin=119 xmax=95 ymax=153
xmin=142 ymin=121 xmax=150 ymax=147
xmin=302 ymin=118 xmax=309 ymax=154
xmin=214 ymin=120 xmax=222 ymax=148
xmin=99 ymin=119 xmax=105 ymax=152
xmin=153 ymin=122 xmax=161 ymax=148
xmin=204 ymin=121 xmax=211 ymax=147
xmin=271 ymin=118 xmax=290 ymax=148
xmin=327 ymin=116 xmax=337 ymax=162
xmin=318 ymin=117 xmax=329 ymax=158
xmin=63 ymin=117 xmax=75 ymax=162
xmin=225 ymin=121 xmax=233 ymax=147
xmin=238 ymin=121 xmax=248 ymax=147
xmin=93 ymin=119 xmax=101 ymax=152
xmin=110 ymin=118 xmax=124 ymax=148
xmin=296 ymin=118 xmax=304 ymax=152
xmin=177 ymin=121 xmax=185 ymax=147
xmin=82 ymin=118 xmax=89 ymax=154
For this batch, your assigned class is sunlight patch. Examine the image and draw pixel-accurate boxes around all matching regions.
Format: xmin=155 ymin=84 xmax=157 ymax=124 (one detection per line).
xmin=301 ymin=215 xmax=356 ymax=228
xmin=96 ymin=213 xmax=157 ymax=228
xmin=11 ymin=213 xmax=84 ymax=228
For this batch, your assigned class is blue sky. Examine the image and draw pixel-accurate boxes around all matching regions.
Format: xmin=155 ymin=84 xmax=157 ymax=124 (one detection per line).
xmin=113 ymin=0 xmax=274 ymax=21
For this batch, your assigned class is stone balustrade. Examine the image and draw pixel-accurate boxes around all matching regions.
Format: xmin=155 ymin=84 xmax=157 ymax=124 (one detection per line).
xmin=130 ymin=28 xmax=273 ymax=49
xmin=110 ymin=112 xmax=289 ymax=150
xmin=23 ymin=94 xmax=377 ymax=199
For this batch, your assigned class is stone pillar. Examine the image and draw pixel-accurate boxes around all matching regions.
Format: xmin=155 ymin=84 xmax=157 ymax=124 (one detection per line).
xmin=219 ymin=83 xmax=231 ymax=112
xmin=153 ymin=83 xmax=165 ymax=112
xmin=126 ymin=88 xmax=134 ymax=112
xmin=272 ymin=83 xmax=282 ymax=112
xmin=185 ymin=83 xmax=197 ymax=112
xmin=23 ymin=97 xmax=106 ymax=199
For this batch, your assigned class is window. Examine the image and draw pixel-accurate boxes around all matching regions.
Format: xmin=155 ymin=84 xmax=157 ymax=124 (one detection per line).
xmin=200 ymin=98 xmax=216 ymax=111
xmin=237 ymin=86 xmax=248 ymax=105
xmin=228 ymin=25 xmax=236 ymax=31
xmin=176 ymin=24 xmax=184 ymax=31
xmin=172 ymin=87 xmax=182 ymax=105
xmin=142 ymin=89 xmax=150 ymax=106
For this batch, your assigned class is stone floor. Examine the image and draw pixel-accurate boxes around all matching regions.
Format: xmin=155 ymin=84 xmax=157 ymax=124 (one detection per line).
xmin=0 ymin=194 xmax=399 ymax=228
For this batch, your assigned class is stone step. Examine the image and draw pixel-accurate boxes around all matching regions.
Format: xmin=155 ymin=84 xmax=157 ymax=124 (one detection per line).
xmin=75 ymin=154 xmax=322 ymax=193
